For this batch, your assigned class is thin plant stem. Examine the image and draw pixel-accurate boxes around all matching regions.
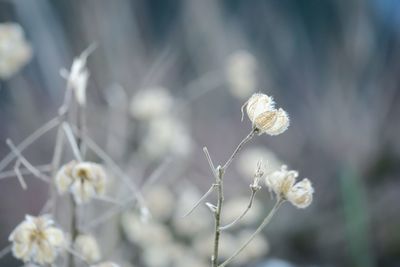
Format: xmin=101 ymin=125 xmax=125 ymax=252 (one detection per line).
xmin=222 ymin=129 xmax=256 ymax=171
xmin=62 ymin=123 xmax=83 ymax=162
xmin=0 ymin=116 xmax=61 ymax=173
xmin=203 ymin=147 xmax=218 ymax=179
xmin=0 ymin=245 xmax=11 ymax=259
xmin=212 ymin=166 xmax=224 ymax=267
xmin=14 ymin=159 xmax=27 ymax=190
xmin=220 ymin=189 xmax=257 ymax=231
xmin=0 ymin=164 xmax=52 ymax=180
xmin=209 ymin=130 xmax=257 ymax=267
xmin=6 ymin=139 xmax=50 ymax=182
xmin=182 ymin=184 xmax=217 ymax=218
xmin=218 ymin=199 xmax=284 ymax=267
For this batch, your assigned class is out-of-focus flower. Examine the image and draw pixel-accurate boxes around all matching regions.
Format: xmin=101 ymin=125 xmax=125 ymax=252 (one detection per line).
xmin=237 ymin=147 xmax=283 ymax=179
xmin=173 ymin=187 xmax=212 ymax=236
xmin=91 ymin=262 xmax=120 ymax=267
xmin=9 ymin=215 xmax=65 ymax=265
xmin=265 ymin=165 xmax=314 ymax=208
xmin=121 ymin=212 xmax=172 ymax=246
xmin=0 ymin=23 xmax=32 ymax=79
xmin=145 ymin=185 xmax=174 ymax=221
xmin=142 ymin=244 xmax=173 ymax=267
xmin=222 ymin=197 xmax=262 ymax=226
xmin=130 ymin=87 xmax=173 ymax=120
xmin=142 ymin=116 xmax=192 ymax=158
xmin=55 ymin=161 xmax=107 ymax=204
xmin=226 ymin=50 xmax=258 ymax=99
xmin=245 ymin=93 xmax=290 ymax=135
xmin=194 ymin=232 xmax=237 ymax=260
xmin=234 ymin=230 xmax=269 ymax=264
xmin=74 ymin=234 xmax=101 ymax=263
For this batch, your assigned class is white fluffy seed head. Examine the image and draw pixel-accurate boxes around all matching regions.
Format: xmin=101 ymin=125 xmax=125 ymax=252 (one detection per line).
xmin=8 ymin=215 xmax=65 ymax=265
xmin=55 ymin=161 xmax=107 ymax=204
xmin=0 ymin=23 xmax=32 ymax=79
xmin=265 ymin=165 xmax=297 ymax=197
xmin=265 ymin=165 xmax=314 ymax=208
xmin=287 ymin=178 xmax=314 ymax=208
xmin=245 ymin=93 xmax=289 ymax=135
xmin=74 ymin=234 xmax=101 ymax=263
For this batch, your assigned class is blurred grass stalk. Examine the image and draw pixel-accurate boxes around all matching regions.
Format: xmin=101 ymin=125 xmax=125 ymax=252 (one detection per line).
xmin=340 ymin=167 xmax=374 ymax=267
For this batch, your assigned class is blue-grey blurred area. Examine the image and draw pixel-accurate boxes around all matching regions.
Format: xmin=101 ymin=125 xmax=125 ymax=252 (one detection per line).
xmin=1 ymin=0 xmax=400 ymax=267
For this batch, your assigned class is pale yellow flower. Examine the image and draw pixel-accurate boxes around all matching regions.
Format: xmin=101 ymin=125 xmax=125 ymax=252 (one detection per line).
xmin=55 ymin=161 xmax=107 ymax=204
xmin=0 ymin=23 xmax=32 ymax=79
xmin=74 ymin=234 xmax=101 ymax=263
xmin=9 ymin=215 xmax=65 ymax=265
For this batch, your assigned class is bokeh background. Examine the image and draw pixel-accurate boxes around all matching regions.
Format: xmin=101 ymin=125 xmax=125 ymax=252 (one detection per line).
xmin=1 ymin=0 xmax=400 ymax=267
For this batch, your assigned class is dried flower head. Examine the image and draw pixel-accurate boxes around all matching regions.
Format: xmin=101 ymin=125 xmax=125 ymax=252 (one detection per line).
xmin=265 ymin=165 xmax=314 ymax=208
xmin=286 ymin=178 xmax=314 ymax=208
xmin=91 ymin=262 xmax=120 ymax=267
xmin=226 ymin=50 xmax=258 ymax=99
xmin=130 ymin=87 xmax=173 ymax=120
xmin=245 ymin=93 xmax=290 ymax=135
xmin=0 ymin=23 xmax=32 ymax=79
xmin=9 ymin=215 xmax=65 ymax=264
xmin=55 ymin=161 xmax=107 ymax=204
xmin=62 ymin=45 xmax=95 ymax=106
xmin=74 ymin=234 xmax=101 ymax=263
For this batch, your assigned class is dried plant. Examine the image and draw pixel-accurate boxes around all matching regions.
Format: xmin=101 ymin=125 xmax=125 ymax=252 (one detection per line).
xmin=183 ymin=93 xmax=314 ymax=267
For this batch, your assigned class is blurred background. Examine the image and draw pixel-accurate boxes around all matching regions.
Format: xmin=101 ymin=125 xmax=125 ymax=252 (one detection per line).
xmin=1 ymin=0 xmax=400 ymax=267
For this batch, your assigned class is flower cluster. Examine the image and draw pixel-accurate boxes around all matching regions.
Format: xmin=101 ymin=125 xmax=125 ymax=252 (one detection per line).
xmin=265 ymin=165 xmax=314 ymax=208
xmin=55 ymin=161 xmax=107 ymax=204
xmin=8 ymin=215 xmax=65 ymax=265
xmin=245 ymin=93 xmax=290 ymax=135
xmin=0 ymin=23 xmax=32 ymax=79
xmin=130 ymin=87 xmax=192 ymax=159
